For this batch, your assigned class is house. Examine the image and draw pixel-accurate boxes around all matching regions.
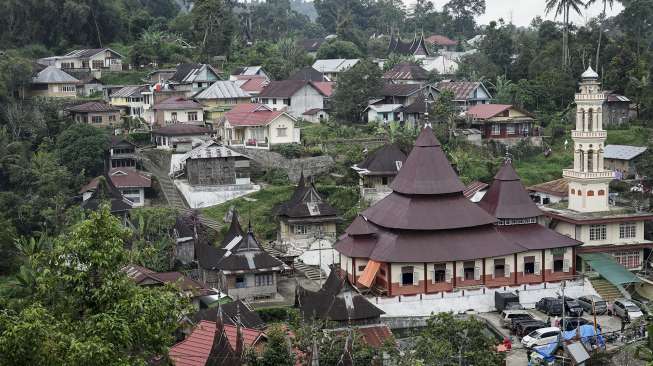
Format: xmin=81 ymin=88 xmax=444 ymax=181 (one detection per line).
xmin=152 ymin=96 xmax=204 ymax=126
xmin=379 ymin=83 xmax=438 ymax=107
xmin=425 ymin=34 xmax=458 ymax=51
xmin=109 ymin=137 xmax=137 ymax=168
xmin=257 ymin=80 xmax=332 ymax=117
xmin=77 ymin=77 xmax=103 ymax=97
xmin=151 ymin=124 xmax=211 ymax=151
xmin=231 ymin=66 xmax=269 ymax=81
xmin=540 ymin=68 xmax=653 ymax=293
xmin=275 ymin=173 xmax=340 ymax=248
xmin=528 ymin=178 xmax=569 ymax=206
xmin=436 ymin=81 xmax=492 ymax=111
xmin=288 ymin=66 xmax=329 ymax=82
xmin=80 ymin=175 xmax=133 ymax=220
xmin=192 ymin=299 xmax=266 ymax=329
xmin=218 ymin=103 xmax=300 ymax=149
xmin=365 ymin=104 xmax=403 ymax=124
xmin=604 ymin=92 xmax=633 ymax=125
xmin=123 ymin=264 xmax=214 ymax=308
xmin=195 ymin=213 xmax=286 ymax=300
xmin=299 ymin=38 xmax=326 ymax=58
xmin=334 ymin=127 xmax=580 ymax=297
xmin=466 ymin=104 xmax=542 ymax=146
xmin=147 ymin=69 xmax=176 ymax=84
xmin=312 ymin=59 xmax=359 ymax=81
xmin=194 ymin=80 xmax=252 ymax=120
xmin=169 ymin=317 xmax=265 ymax=366
xmin=171 ymin=141 xmax=251 ymax=186
xmin=81 ymin=168 xmax=152 ymax=207
xmin=422 ymin=55 xmax=459 ymax=76
xmin=387 ymin=35 xmax=430 ymax=58
xmin=382 ymin=62 xmax=430 ymax=84
xmin=38 ymin=48 xmax=123 ymax=72
xmin=29 ymin=65 xmax=80 ymax=98
xmin=169 ymin=63 xmax=221 ymax=94
xmin=352 ymin=144 xmax=407 ymax=203
xmin=65 ymin=102 xmax=121 ymax=128
xmin=109 ymin=85 xmax=149 ymax=118
xmin=603 ymin=145 xmax=647 ymax=179
xmin=232 ymin=75 xmax=269 ymax=97
xmin=302 ymin=108 xmax=329 ymax=123
xmin=296 ymin=266 xmax=385 ymax=327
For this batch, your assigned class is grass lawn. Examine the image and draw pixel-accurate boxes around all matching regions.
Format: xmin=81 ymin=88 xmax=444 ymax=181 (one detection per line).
xmin=202 ymin=185 xmax=294 ymax=242
xmin=606 ymin=126 xmax=651 ymax=146
xmin=513 ymin=148 xmax=573 ymax=187
xmin=99 ymin=70 xmax=149 ymax=85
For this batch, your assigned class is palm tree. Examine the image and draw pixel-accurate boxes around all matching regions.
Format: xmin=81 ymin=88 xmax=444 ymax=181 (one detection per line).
xmin=586 ymin=0 xmax=615 ymax=70
xmin=545 ymin=0 xmax=586 ymax=67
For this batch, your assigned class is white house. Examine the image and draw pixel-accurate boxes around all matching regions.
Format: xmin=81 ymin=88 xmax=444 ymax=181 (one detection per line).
xmin=169 ymin=63 xmax=221 ymax=95
xmin=312 ymin=59 xmax=359 ymax=81
xmin=257 ymin=80 xmax=333 ymax=118
xmin=80 ymin=168 xmax=151 ymax=207
xmin=218 ymin=103 xmax=300 ymax=149
xmin=152 ymin=97 xmax=205 ymax=126
xmin=151 ymin=124 xmax=211 ymax=151
xmin=365 ymin=104 xmax=403 ymax=124
xmin=38 ymin=48 xmax=123 ymax=72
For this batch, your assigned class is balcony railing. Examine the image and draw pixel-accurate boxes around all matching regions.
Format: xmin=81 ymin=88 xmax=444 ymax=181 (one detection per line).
xmin=227 ymin=139 xmax=270 ymax=150
xmin=571 ymin=130 xmax=607 ymax=138
xmin=563 ymin=169 xmax=613 ymax=179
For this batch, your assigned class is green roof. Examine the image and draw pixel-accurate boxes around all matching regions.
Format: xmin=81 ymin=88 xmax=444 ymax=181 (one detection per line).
xmin=579 ymin=252 xmax=641 ymax=285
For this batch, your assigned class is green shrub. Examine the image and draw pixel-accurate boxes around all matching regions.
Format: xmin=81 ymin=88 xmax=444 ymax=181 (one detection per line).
xmin=262 ymin=168 xmax=290 ymax=185
xmin=256 ymin=307 xmax=299 ymax=323
xmin=128 ymin=132 xmax=151 ymax=145
xmin=273 ymin=143 xmax=302 ymax=159
xmin=304 ymin=146 xmax=324 ymax=156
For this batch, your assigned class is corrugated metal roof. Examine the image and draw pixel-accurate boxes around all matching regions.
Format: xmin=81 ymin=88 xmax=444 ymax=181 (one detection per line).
xmin=109 ymin=85 xmax=147 ymax=98
xmin=367 ymin=104 xmax=403 ymax=113
xmin=604 ymin=144 xmax=647 ymax=160
xmin=312 ymin=59 xmax=359 ymax=73
xmin=32 ymin=66 xmax=79 ymax=84
xmin=195 ymin=81 xmax=251 ymax=100
xmin=180 ymin=141 xmax=246 ymax=161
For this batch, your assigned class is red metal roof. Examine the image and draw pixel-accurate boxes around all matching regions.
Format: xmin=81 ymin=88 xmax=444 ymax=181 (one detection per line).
xmin=223 ymin=324 xmax=264 ymax=350
xmin=528 ymin=178 xmax=569 ymax=196
xmin=169 ymin=320 xmax=215 ymax=366
xmin=65 ymin=101 xmax=120 ymax=113
xmin=235 ymin=75 xmax=269 ymax=93
xmin=425 ymin=34 xmax=457 ymax=46
xmin=311 ymin=81 xmax=335 ymax=97
xmin=223 ymin=103 xmax=286 ymax=127
xmin=466 ymin=104 xmax=512 ymax=119
xmin=355 ymin=325 xmax=393 ymax=348
xmin=436 ymin=81 xmax=483 ymax=101
xmin=108 ymin=168 xmax=152 ymax=188
xmin=463 ymin=181 xmax=489 ymax=199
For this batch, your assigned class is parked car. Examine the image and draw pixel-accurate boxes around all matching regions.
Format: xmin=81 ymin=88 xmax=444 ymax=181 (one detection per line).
xmin=561 ymin=317 xmax=590 ymax=331
xmin=613 ymin=299 xmax=644 ymax=321
xmin=510 ymin=315 xmax=536 ymax=333
xmin=535 ymin=297 xmax=563 ymax=316
xmin=559 ymin=296 xmax=584 ymax=317
xmin=500 ymin=310 xmax=531 ymax=328
xmin=577 ymin=295 xmax=608 ymax=315
xmin=629 ymin=298 xmax=653 ymax=321
xmin=521 ymin=327 xmax=561 ymax=348
xmin=517 ymin=320 xmax=547 ymax=337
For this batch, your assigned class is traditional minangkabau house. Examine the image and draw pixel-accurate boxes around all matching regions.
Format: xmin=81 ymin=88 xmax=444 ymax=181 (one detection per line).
xmin=296 ymin=266 xmax=385 ymax=327
xmin=192 ymin=299 xmax=266 ymax=330
xmin=387 ymin=34 xmax=430 ymax=58
xmin=195 ymin=212 xmax=286 ymax=300
xmin=334 ymin=127 xmax=581 ymax=297
xmin=275 ymin=174 xmax=341 ymax=249
xmin=352 ymin=144 xmax=407 ymax=204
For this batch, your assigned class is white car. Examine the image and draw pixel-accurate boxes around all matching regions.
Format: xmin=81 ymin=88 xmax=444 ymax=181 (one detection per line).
xmin=521 ymin=327 xmax=561 ymax=348
xmin=613 ymin=299 xmax=644 ymax=321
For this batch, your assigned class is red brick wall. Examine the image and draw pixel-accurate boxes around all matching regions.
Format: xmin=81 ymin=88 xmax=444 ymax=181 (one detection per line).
xmin=516 ymin=272 xmax=543 ymax=285
xmin=544 ymin=269 xmax=574 ymax=282
xmin=390 ymin=281 xmax=425 ymax=296
xmin=456 ymin=277 xmax=483 ymax=287
xmin=426 ymin=281 xmax=454 ymax=293
xmin=483 ymin=274 xmax=515 ymax=287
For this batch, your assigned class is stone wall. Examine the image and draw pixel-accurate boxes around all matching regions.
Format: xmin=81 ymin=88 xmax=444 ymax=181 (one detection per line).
xmin=230 ymin=147 xmax=335 ymax=183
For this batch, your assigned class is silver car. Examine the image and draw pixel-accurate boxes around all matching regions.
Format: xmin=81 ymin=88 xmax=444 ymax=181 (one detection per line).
xmin=577 ymin=295 xmax=608 ymax=315
xmin=613 ymin=299 xmax=644 ymax=321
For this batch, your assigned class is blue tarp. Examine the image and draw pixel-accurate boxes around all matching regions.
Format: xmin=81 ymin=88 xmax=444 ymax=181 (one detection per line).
xmin=532 ymin=325 xmax=605 ymax=362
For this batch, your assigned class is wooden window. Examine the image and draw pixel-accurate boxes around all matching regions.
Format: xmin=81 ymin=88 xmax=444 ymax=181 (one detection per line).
xmin=400 ymin=266 xmax=415 ymax=286
xmin=598 ymin=190 xmax=605 ymax=196
xmin=277 ymin=127 xmax=287 ymax=137
xmin=524 ymin=256 xmax=535 ymax=274
xmin=589 ymin=224 xmax=607 ymax=240
xmin=358 ymin=265 xmax=366 ymax=272
xmin=235 ymin=275 xmax=246 ymax=288
xmin=506 ymin=125 xmax=516 ymax=135
xmin=587 ymin=190 xmax=595 ymax=196
xmin=463 ymin=261 xmax=476 ymax=281
xmin=553 ymin=255 xmax=564 ymax=272
xmin=91 ymin=116 xmax=102 ymax=124
xmin=255 ymin=273 xmax=273 ymax=287
xmin=491 ymin=124 xmax=500 ymax=135
xmin=188 ymin=112 xmax=198 ymax=121
xmin=494 ymin=258 xmax=505 ymax=278
xmin=613 ymin=250 xmax=641 ymax=269
xmin=92 ymin=60 xmax=103 ymax=69
xmin=432 ymin=263 xmax=446 ymax=283
xmin=619 ymin=222 xmax=637 ymax=239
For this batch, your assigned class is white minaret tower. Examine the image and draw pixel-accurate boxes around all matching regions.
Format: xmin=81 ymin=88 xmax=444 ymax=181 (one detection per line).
xmin=564 ymin=66 xmax=612 ymax=212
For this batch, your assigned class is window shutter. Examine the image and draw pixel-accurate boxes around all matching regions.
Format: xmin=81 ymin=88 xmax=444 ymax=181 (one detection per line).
xmin=534 ymin=261 xmax=541 ymax=275
xmin=445 ymin=269 xmax=452 ymax=283
xmin=563 ymin=259 xmax=570 ymax=272
xmin=505 ymin=263 xmax=511 ymax=278
xmin=474 ymin=267 xmax=481 ymax=281
xmin=431 ymin=271 xmax=435 ymax=284
xmin=413 ymin=272 xmax=419 ymax=286
xmin=458 ymin=267 xmax=464 ymax=278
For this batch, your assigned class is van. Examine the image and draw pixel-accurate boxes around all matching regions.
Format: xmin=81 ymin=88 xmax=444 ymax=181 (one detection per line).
xmin=521 ymin=327 xmax=561 ymax=348
xmin=500 ymin=310 xmax=531 ymax=328
xmin=613 ymin=299 xmax=644 ymax=321
xmin=577 ymin=295 xmax=608 ymax=315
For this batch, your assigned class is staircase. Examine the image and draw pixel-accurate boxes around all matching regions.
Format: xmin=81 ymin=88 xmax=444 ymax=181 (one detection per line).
xmin=590 ymin=278 xmax=624 ymax=302
xmin=140 ymin=152 xmax=188 ymax=210
xmin=293 ymin=261 xmax=326 ymax=283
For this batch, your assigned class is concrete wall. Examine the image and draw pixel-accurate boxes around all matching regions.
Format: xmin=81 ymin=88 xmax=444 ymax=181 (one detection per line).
xmin=575 ymin=221 xmax=646 ymax=246
xmin=161 ymin=109 xmax=204 ymax=124
xmin=30 ymin=83 xmax=78 ymax=98
xmin=186 ymin=157 xmax=238 ymax=186
xmin=261 ymin=85 xmax=324 ymax=118
xmin=73 ymin=111 xmax=121 ymax=127
xmin=225 ymin=272 xmax=278 ymax=300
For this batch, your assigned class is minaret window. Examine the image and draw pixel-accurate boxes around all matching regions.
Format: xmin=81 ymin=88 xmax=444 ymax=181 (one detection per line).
xmin=578 ymin=150 xmax=585 ymax=172
xmin=587 ymin=150 xmax=594 ymax=172
xmin=587 ymin=190 xmax=594 ymax=196
xmin=587 ymin=108 xmax=593 ymax=131
xmin=598 ymin=190 xmax=605 ymax=196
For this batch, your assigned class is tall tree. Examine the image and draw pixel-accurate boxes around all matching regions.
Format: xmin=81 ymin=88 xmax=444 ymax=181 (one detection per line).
xmin=191 ymin=0 xmax=236 ymax=61
xmin=332 ymin=59 xmax=383 ymax=123
xmin=444 ymin=0 xmax=486 ymax=37
xmin=545 ymin=0 xmax=586 ymax=67
xmin=586 ymin=0 xmax=614 ymax=70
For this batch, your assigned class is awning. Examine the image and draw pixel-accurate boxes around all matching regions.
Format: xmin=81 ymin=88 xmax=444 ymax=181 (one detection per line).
xmin=357 ymin=260 xmax=381 ymax=288
xmin=579 ymin=252 xmax=641 ymax=285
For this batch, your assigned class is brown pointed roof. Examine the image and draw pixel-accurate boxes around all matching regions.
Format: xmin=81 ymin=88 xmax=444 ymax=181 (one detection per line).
xmin=478 ymin=161 xmax=542 ymax=219
xmin=275 ymin=174 xmax=339 ymax=219
xmin=354 ymin=144 xmax=407 ymax=176
xmin=345 ymin=215 xmax=377 ymax=236
xmin=389 ymin=127 xmax=465 ymax=195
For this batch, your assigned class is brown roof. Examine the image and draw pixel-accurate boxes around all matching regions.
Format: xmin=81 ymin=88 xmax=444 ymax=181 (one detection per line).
xmin=425 ymin=35 xmax=457 ymax=46
xmin=436 ymin=81 xmax=486 ymax=101
xmin=65 ymin=101 xmax=121 ymax=113
xmin=354 ymin=144 xmax=407 ymax=175
xmin=463 ymin=181 xmax=489 ymax=199
xmin=345 ymin=215 xmax=378 ymax=236
xmin=388 ymin=127 xmax=466 ymax=195
xmin=151 ymin=124 xmax=210 ymax=136
xmin=153 ymin=96 xmax=203 ymax=110
xmin=379 ymin=83 xmax=423 ymax=97
xmin=528 ymin=178 xmax=569 ymax=197
xmin=467 ymin=104 xmax=536 ymax=120
xmin=123 ymin=264 xmax=214 ymax=296
xmin=497 ymin=224 xmax=581 ymax=250
xmin=258 ymin=80 xmax=327 ymax=98
xmin=108 ymin=168 xmax=152 ymax=188
xmin=275 ymin=173 xmax=339 ymax=220
xmin=478 ymin=161 xmax=542 ymax=219
xmin=288 ymin=66 xmax=327 ymax=82
xmin=383 ymin=62 xmax=429 ymax=81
